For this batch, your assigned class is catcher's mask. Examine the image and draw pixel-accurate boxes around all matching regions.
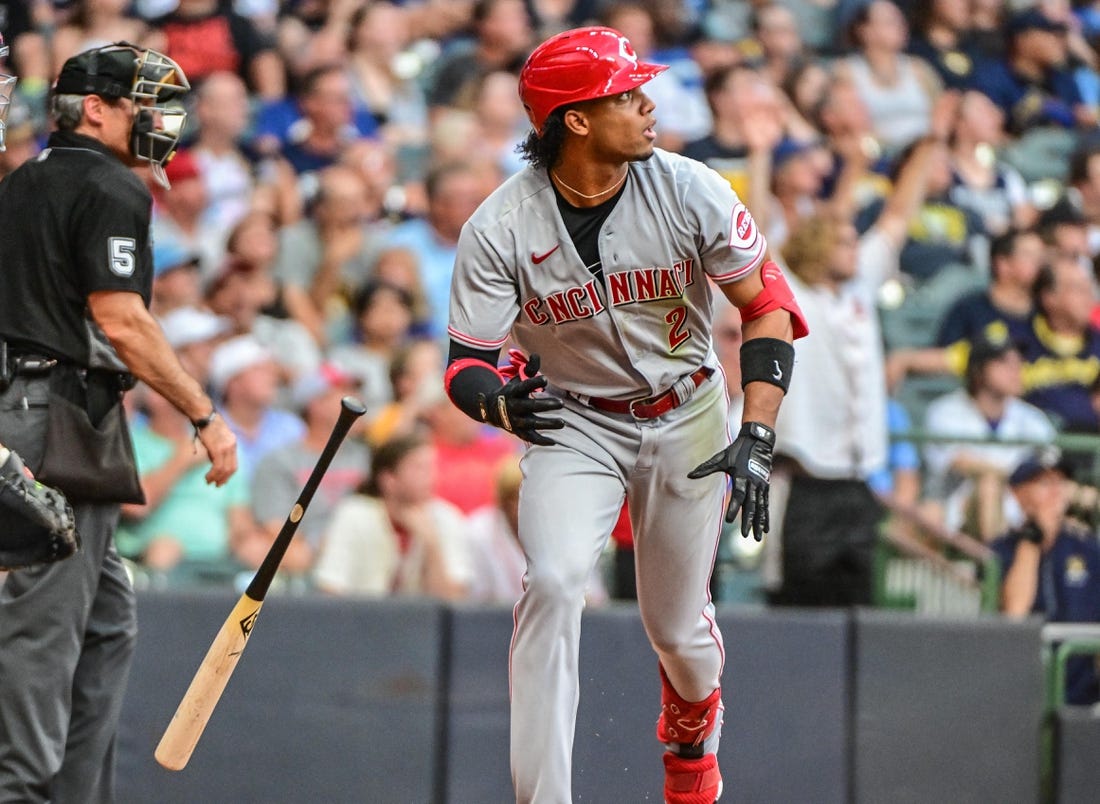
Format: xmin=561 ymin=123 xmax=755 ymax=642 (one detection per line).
xmin=54 ymin=42 xmax=190 ymax=189
xmin=0 ymin=34 xmax=16 ymax=152
xmin=518 ymin=26 xmax=667 ymax=136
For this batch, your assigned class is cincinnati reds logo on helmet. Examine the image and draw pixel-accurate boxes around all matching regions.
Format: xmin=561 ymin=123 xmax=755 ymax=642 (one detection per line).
xmin=618 ymin=36 xmax=638 ymax=65
xmin=729 ymin=202 xmax=758 ymax=249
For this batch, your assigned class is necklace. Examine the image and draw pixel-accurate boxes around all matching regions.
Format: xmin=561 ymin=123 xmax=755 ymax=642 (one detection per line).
xmin=551 ymin=168 xmax=628 ymax=200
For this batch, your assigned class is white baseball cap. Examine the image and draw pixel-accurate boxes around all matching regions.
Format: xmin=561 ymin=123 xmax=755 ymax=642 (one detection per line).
xmin=290 ymin=363 xmax=358 ymax=410
xmin=208 ymin=335 xmax=274 ymax=396
xmin=159 ymin=307 xmax=232 ymax=350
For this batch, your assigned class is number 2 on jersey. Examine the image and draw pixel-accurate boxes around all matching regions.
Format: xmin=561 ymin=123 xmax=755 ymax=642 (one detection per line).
xmin=665 ymin=305 xmax=690 ymax=352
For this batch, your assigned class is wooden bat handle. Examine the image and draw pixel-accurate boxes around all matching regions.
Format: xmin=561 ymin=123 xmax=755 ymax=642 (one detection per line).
xmin=245 ymin=396 xmax=366 ymax=601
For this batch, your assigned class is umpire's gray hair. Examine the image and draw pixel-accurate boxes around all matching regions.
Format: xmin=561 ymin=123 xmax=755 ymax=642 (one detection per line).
xmin=50 ymin=93 xmax=86 ymax=131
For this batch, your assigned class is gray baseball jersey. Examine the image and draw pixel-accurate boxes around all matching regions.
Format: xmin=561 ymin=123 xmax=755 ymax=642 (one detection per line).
xmin=449 ymin=148 xmax=766 ymax=398
xmin=448 ymin=148 xmax=766 ymax=803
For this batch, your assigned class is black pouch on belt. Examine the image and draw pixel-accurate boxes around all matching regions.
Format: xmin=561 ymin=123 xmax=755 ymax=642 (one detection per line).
xmin=35 ymin=368 xmax=145 ymax=504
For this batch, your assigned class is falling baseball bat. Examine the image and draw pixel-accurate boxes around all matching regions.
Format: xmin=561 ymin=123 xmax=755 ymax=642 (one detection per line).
xmin=154 ymin=396 xmax=367 ymax=771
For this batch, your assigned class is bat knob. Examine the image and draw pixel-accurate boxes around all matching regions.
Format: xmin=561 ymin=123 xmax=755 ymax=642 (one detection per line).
xmin=340 ymin=397 xmax=368 ymax=417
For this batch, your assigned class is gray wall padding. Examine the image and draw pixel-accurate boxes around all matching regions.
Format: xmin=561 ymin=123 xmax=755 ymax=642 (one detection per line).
xmin=116 ymin=596 xmax=1054 ymax=803
xmin=1056 ymin=707 xmax=1100 ymax=804
xmin=117 ymin=592 xmax=447 ymax=804
xmin=852 ymin=610 xmax=1043 ymax=804
xmin=716 ymin=607 xmax=850 ymax=804
xmin=441 ymin=604 xmax=850 ymax=804
xmin=442 ymin=605 xmax=513 ymax=804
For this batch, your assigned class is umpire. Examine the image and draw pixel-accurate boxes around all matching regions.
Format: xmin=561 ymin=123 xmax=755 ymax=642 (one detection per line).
xmin=0 ymin=44 xmax=237 ymax=802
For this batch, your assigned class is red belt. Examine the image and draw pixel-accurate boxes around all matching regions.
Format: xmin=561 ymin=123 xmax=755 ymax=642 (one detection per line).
xmin=583 ymin=367 xmax=714 ymax=420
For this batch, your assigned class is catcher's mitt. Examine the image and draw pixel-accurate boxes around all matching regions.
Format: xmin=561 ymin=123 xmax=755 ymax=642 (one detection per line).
xmin=0 ymin=448 xmax=79 ymax=571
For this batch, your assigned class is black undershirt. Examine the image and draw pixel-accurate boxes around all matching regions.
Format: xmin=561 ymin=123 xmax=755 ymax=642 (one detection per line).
xmin=448 ymin=173 xmax=627 ymax=369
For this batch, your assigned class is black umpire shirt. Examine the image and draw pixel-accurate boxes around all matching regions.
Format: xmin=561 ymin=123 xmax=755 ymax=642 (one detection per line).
xmin=0 ymin=130 xmax=153 ymax=366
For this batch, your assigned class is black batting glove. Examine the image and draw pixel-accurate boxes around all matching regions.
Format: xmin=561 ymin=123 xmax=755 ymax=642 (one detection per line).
xmin=687 ymin=421 xmax=775 ymax=541
xmin=477 ymin=354 xmax=564 ymax=446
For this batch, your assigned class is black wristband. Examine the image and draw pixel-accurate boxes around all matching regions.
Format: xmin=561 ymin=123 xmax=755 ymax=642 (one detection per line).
xmin=1017 ymin=520 xmax=1044 ymax=546
xmin=739 ymin=337 xmax=794 ymax=393
xmin=191 ymin=410 xmax=218 ymax=436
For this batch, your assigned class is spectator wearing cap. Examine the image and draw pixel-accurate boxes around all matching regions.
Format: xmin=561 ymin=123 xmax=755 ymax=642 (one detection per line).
xmin=151 ymin=239 xmax=202 ymax=315
xmin=158 ymin=305 xmax=233 ymax=387
xmin=922 ymin=329 xmax=1056 ymax=541
xmin=993 ymin=448 xmax=1100 ymax=705
xmin=248 ymin=364 xmax=369 ymax=579
xmin=116 ymin=383 xmax=261 ymax=588
xmin=209 ymin=335 xmax=305 ymax=478
xmin=151 ymin=148 xmax=223 ymax=280
xmin=765 ymin=135 xmax=830 ymax=250
xmin=970 ymin=7 xmax=1092 ymax=135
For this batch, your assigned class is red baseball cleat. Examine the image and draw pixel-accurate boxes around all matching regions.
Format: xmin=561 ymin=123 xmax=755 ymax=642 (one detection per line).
xmin=663 ymin=752 xmax=723 ymax=804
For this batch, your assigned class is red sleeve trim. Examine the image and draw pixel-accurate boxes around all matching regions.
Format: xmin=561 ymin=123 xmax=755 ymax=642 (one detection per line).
xmin=447 ymin=326 xmax=510 ymax=349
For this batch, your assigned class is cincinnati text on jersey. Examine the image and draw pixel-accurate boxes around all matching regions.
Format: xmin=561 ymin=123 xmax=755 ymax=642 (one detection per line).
xmin=522 ymin=258 xmax=696 ymax=325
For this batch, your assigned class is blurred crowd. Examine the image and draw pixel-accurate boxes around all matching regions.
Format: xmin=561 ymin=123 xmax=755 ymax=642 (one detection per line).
xmin=3 ymin=0 xmax=1100 ymax=619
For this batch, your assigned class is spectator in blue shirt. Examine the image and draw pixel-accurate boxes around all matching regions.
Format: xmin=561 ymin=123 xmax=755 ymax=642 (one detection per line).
xmin=993 ymin=448 xmax=1100 ymax=705
xmin=971 ymin=8 xmax=1093 ymax=135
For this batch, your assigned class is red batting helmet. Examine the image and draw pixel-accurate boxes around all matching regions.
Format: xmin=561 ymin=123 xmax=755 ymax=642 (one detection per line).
xmin=518 ymin=26 xmax=668 ymax=134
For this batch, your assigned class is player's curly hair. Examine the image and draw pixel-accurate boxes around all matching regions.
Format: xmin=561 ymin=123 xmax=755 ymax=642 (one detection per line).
xmin=517 ymin=110 xmax=568 ymax=171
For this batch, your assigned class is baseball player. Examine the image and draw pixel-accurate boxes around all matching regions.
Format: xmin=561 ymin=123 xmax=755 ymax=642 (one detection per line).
xmin=444 ymin=26 xmax=808 ymax=804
